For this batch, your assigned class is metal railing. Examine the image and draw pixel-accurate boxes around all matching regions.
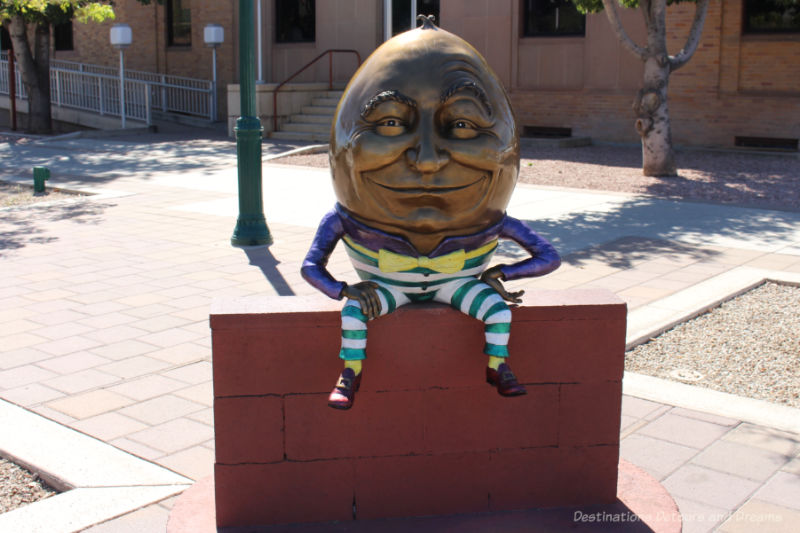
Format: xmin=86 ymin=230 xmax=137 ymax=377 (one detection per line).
xmin=52 ymin=60 xmax=213 ymax=118
xmin=1 ymin=53 xmax=214 ymax=123
xmin=51 ymin=68 xmax=153 ymax=124
xmin=0 ymin=51 xmax=25 ymax=99
xmin=273 ymin=49 xmax=361 ymax=131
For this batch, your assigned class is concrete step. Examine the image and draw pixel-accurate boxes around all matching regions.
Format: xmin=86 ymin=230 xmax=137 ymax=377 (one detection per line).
xmin=289 ymin=114 xmax=333 ymax=125
xmin=269 ymin=131 xmax=330 ymax=142
xmin=311 ymin=97 xmax=340 ymax=107
xmin=301 ymin=106 xmax=336 ymax=115
xmin=282 ymin=123 xmax=331 ymax=134
xmin=325 ymin=91 xmax=344 ymax=99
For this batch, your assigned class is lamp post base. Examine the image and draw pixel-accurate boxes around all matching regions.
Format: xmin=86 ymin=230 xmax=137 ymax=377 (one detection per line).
xmin=232 ymin=114 xmax=271 ymax=247
xmin=231 ymin=215 xmax=273 ymax=247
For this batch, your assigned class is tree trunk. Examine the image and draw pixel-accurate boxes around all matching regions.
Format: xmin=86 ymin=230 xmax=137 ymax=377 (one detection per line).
xmin=7 ymin=16 xmax=52 ymax=134
xmin=635 ymin=0 xmax=676 ymax=177
xmin=634 ymin=55 xmax=676 ymax=177
xmin=601 ymin=0 xmax=710 ymax=178
xmin=31 ymin=22 xmax=52 ymax=133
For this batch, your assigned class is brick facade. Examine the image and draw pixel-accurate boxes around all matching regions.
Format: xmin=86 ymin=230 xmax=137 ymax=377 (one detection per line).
xmin=54 ymin=1 xmax=237 ymax=119
xmin=507 ymin=0 xmax=800 ymax=147
xmin=56 ymin=0 xmax=798 ymax=147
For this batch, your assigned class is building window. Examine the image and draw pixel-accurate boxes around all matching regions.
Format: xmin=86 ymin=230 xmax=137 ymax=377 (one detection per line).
xmin=392 ymin=0 xmax=440 ymax=36
xmin=276 ymin=0 xmax=315 ymax=43
xmin=743 ymin=0 xmax=800 ymax=33
xmin=1 ymin=27 xmax=11 ymax=52
xmin=167 ymin=0 xmax=192 ymax=46
xmin=523 ymin=0 xmax=585 ymax=37
xmin=54 ymin=21 xmax=74 ymax=51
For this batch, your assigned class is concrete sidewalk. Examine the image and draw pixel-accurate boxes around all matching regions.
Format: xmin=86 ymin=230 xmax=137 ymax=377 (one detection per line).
xmin=0 ymin=130 xmax=799 ymax=532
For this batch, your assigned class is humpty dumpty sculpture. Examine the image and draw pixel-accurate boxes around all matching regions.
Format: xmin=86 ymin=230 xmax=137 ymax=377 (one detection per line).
xmin=302 ymin=16 xmax=561 ymax=410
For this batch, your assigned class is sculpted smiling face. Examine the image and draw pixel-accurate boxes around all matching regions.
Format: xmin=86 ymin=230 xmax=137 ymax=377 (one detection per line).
xmin=330 ymin=21 xmax=519 ymax=254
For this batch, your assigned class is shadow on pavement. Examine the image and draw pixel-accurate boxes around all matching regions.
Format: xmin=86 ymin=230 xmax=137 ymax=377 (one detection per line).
xmin=495 ymin=196 xmax=799 ymax=270
xmin=0 ymin=124 xmax=316 ymax=187
xmin=0 ymin=200 xmax=110 ymax=257
xmin=242 ymin=245 xmax=295 ymax=296
xmin=563 ymin=236 xmax=718 ymax=270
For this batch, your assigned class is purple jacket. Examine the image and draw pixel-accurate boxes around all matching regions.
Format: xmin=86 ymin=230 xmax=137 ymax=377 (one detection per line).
xmin=302 ymin=204 xmax=561 ymax=300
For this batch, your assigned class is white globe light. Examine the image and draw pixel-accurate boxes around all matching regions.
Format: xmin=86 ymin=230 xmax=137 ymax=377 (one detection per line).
xmin=204 ymin=24 xmax=224 ymax=47
xmin=110 ymin=24 xmax=132 ymax=49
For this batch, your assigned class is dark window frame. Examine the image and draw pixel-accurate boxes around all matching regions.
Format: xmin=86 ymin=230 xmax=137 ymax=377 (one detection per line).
xmin=167 ymin=0 xmax=192 ymax=47
xmin=522 ymin=0 xmax=586 ymax=38
xmin=54 ymin=21 xmax=74 ymax=51
xmin=742 ymin=0 xmax=800 ymax=34
xmin=275 ymin=0 xmax=316 ymax=44
xmin=1 ymin=27 xmax=12 ymax=52
xmin=391 ymin=0 xmax=440 ymax=36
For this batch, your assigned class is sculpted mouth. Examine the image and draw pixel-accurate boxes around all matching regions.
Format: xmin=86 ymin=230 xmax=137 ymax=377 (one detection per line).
xmin=367 ymin=175 xmax=487 ymax=194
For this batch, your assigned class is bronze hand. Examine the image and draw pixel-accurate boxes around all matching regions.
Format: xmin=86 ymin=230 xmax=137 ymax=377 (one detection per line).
xmin=481 ymin=266 xmax=524 ymax=304
xmin=342 ymin=281 xmax=382 ymax=319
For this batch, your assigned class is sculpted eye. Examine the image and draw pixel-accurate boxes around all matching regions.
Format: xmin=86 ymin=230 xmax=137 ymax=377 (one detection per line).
xmin=448 ymin=119 xmax=479 ymax=139
xmin=375 ymin=118 xmax=406 ymax=137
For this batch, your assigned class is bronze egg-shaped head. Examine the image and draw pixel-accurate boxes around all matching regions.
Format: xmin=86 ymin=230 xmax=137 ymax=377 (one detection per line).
xmin=330 ymin=17 xmax=519 ymax=254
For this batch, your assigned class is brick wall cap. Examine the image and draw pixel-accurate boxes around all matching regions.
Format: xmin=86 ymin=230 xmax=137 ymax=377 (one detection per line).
xmin=209 ymin=289 xmax=626 ymax=330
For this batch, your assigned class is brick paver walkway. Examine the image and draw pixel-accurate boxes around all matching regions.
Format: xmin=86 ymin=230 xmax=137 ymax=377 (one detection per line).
xmin=1 ymin=128 xmax=799 ymax=532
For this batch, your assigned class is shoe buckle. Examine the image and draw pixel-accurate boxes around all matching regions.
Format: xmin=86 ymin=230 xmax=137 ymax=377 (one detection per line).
xmin=501 ymin=371 xmax=515 ymax=382
xmin=337 ymin=376 xmax=352 ymax=389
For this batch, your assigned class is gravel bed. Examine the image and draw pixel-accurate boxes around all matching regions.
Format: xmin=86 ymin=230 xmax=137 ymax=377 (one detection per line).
xmin=272 ymin=143 xmax=800 ymax=212
xmin=0 ymin=458 xmax=56 ymax=514
xmin=0 ymin=181 xmax=84 ymax=208
xmin=626 ymin=282 xmax=800 ymax=408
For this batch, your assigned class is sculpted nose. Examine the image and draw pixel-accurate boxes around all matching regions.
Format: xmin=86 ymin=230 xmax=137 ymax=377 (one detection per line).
xmin=407 ymin=128 xmax=450 ymax=174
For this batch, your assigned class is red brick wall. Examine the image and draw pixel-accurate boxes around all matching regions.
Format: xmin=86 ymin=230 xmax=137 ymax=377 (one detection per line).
xmin=511 ymin=0 xmax=800 ymax=148
xmin=510 ymin=88 xmax=800 ymax=147
xmin=53 ymin=0 xmax=799 ymax=147
xmin=211 ymin=290 xmax=626 ymax=527
xmin=739 ymin=38 xmax=800 ymax=94
xmin=54 ymin=0 xmax=236 ymax=118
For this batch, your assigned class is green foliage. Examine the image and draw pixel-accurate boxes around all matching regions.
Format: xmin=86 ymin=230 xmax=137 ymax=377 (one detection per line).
xmin=0 ymin=1 xmax=115 ymax=24
xmin=571 ymin=0 xmax=698 ymax=15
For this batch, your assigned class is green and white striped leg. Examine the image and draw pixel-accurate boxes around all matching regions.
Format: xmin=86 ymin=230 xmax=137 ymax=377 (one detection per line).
xmin=338 ymin=282 xmax=410 ymax=361
xmin=436 ymin=277 xmax=512 ymax=358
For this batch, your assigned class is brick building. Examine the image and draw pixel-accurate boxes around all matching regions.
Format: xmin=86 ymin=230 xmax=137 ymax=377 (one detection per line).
xmin=32 ymin=0 xmax=800 ymax=147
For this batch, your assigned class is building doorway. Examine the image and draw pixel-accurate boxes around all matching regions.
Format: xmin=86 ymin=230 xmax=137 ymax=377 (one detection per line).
xmin=385 ymin=0 xmax=440 ymax=40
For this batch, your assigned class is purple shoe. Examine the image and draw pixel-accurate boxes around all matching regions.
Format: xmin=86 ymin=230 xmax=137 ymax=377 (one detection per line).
xmin=486 ymin=363 xmax=527 ymax=396
xmin=328 ymin=368 xmax=362 ymax=410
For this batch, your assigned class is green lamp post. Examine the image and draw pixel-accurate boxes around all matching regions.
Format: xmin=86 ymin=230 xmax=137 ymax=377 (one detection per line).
xmin=231 ymin=0 xmax=272 ymax=246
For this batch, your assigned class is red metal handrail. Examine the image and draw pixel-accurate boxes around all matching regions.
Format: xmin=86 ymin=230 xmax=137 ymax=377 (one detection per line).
xmin=272 ymin=49 xmax=361 ymax=132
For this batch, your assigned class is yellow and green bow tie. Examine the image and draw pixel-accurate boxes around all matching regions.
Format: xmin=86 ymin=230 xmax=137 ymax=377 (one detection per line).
xmin=378 ymin=248 xmax=467 ymax=274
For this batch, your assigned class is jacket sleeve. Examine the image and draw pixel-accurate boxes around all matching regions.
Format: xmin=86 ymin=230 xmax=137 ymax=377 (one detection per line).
xmin=498 ymin=216 xmax=561 ymax=281
xmin=301 ymin=209 xmax=347 ymax=300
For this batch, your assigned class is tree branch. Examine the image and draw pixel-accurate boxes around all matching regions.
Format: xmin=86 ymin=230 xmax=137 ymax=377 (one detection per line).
xmin=601 ymin=0 xmax=648 ymax=61
xmin=640 ymin=0 xmax=653 ymax=29
xmin=670 ymin=0 xmax=710 ymax=71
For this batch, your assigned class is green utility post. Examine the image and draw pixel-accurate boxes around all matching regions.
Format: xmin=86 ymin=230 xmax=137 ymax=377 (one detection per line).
xmin=33 ymin=166 xmax=50 ymax=194
xmin=231 ymin=0 xmax=272 ymax=246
